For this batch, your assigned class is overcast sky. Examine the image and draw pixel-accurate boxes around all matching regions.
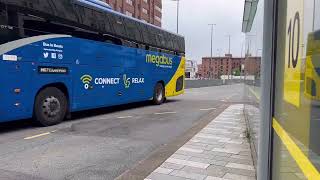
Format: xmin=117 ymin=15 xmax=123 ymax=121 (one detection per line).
xmin=161 ymin=0 xmax=246 ymax=62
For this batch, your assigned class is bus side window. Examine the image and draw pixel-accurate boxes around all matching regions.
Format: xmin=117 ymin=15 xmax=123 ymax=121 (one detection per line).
xmin=0 ymin=8 xmax=22 ymax=45
xmin=140 ymin=24 xmax=151 ymax=46
xmin=164 ymin=32 xmax=174 ymax=51
xmin=156 ymin=33 xmax=165 ymax=48
xmin=124 ymin=18 xmax=142 ymax=43
xmin=102 ymin=15 xmax=112 ymax=33
xmin=95 ymin=11 xmax=106 ymax=31
xmin=110 ymin=15 xmax=127 ymax=38
xmin=75 ymin=5 xmax=92 ymax=27
xmin=147 ymin=26 xmax=157 ymax=47
xmin=178 ymin=36 xmax=185 ymax=53
xmin=90 ymin=9 xmax=98 ymax=29
xmin=48 ymin=0 xmax=77 ymax=22
xmin=0 ymin=3 xmax=6 ymax=23
xmin=172 ymin=35 xmax=180 ymax=52
xmin=104 ymin=13 xmax=115 ymax=34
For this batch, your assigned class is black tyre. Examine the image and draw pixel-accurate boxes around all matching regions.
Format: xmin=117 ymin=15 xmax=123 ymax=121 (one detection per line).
xmin=152 ymin=83 xmax=165 ymax=105
xmin=34 ymin=87 xmax=67 ymax=126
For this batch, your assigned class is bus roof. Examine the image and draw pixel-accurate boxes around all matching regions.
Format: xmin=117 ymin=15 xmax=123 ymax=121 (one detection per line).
xmin=0 ymin=0 xmax=185 ymax=53
xmin=75 ymin=0 xmax=183 ymax=38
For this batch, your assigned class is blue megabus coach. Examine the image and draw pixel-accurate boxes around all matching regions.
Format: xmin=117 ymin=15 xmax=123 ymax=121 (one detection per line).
xmin=0 ymin=0 xmax=185 ymax=126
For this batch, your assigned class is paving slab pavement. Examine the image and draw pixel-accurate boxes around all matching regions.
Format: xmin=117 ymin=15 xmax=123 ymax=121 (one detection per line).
xmin=145 ymin=104 xmax=256 ymax=180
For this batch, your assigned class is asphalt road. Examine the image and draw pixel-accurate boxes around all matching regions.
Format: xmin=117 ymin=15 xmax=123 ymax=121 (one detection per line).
xmin=0 ymin=84 xmax=245 ymax=180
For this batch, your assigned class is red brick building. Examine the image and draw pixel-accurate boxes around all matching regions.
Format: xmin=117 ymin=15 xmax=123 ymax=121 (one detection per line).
xmin=198 ymin=54 xmax=261 ymax=79
xmin=197 ymin=64 xmax=203 ymax=79
xmin=102 ymin=0 xmax=162 ymax=27
xmin=198 ymin=54 xmax=244 ymax=79
xmin=244 ymin=56 xmax=261 ymax=77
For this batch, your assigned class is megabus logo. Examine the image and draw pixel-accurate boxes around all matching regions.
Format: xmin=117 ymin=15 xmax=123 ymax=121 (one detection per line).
xmin=146 ymin=54 xmax=173 ymax=68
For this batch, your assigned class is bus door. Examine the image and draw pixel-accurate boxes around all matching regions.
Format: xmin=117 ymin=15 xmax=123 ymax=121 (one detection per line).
xmin=0 ymin=11 xmax=34 ymax=119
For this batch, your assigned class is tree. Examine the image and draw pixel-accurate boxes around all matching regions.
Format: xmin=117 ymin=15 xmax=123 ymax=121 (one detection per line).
xmin=233 ymin=68 xmax=241 ymax=76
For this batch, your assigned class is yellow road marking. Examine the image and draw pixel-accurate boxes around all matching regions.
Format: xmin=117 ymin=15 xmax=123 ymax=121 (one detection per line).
xmin=273 ymin=118 xmax=320 ymax=179
xmin=24 ymin=132 xmax=51 ymax=140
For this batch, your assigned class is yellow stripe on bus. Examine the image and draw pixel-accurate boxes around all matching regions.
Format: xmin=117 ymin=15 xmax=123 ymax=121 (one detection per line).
xmin=165 ymin=56 xmax=185 ymax=97
xmin=273 ymin=118 xmax=320 ymax=179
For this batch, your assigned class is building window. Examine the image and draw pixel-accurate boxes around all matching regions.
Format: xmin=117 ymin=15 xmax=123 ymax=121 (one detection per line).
xmin=142 ymin=8 xmax=148 ymax=14
xmin=155 ymin=5 xmax=161 ymax=12
xmin=125 ymin=11 xmax=133 ymax=17
xmin=143 ymin=0 xmax=148 ymax=3
xmin=126 ymin=0 xmax=133 ymax=6
xmin=155 ymin=15 xmax=161 ymax=22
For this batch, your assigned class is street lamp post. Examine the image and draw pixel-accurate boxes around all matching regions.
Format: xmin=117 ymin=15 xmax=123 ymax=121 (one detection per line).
xmin=313 ymin=0 xmax=316 ymax=31
xmin=171 ymin=0 xmax=180 ymax=34
xmin=241 ymin=42 xmax=245 ymax=58
xmin=246 ymin=34 xmax=257 ymax=56
xmin=224 ymin=35 xmax=231 ymax=79
xmin=208 ymin=24 xmax=216 ymax=79
xmin=225 ymin=35 xmax=231 ymax=54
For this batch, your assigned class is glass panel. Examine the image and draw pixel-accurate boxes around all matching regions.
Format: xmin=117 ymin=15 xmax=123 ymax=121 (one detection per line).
xmin=272 ymin=0 xmax=320 ymax=179
xmin=243 ymin=0 xmax=264 ymax=168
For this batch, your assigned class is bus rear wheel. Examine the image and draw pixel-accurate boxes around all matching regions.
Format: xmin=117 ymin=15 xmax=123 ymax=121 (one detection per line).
xmin=34 ymin=87 xmax=67 ymax=126
xmin=152 ymin=83 xmax=165 ymax=105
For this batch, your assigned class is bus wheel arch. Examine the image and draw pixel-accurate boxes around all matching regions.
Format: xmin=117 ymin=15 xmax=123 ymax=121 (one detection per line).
xmin=152 ymin=81 xmax=166 ymax=105
xmin=33 ymin=83 xmax=69 ymax=126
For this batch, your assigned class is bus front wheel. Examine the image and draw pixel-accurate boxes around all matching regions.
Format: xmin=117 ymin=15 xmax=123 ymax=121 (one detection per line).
xmin=34 ymin=87 xmax=67 ymax=126
xmin=152 ymin=83 xmax=165 ymax=105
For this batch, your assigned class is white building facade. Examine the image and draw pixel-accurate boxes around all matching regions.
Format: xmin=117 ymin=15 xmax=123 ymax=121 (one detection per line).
xmin=185 ymin=60 xmax=198 ymax=79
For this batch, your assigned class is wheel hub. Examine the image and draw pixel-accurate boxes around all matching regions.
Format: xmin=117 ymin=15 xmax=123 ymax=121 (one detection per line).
xmin=42 ymin=96 xmax=61 ymax=117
